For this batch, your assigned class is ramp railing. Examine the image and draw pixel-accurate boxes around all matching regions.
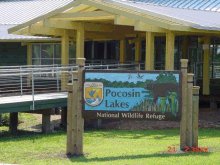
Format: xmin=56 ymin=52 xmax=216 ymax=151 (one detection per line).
xmin=0 ymin=63 xmax=142 ymax=110
xmin=0 ymin=65 xmax=78 ymax=97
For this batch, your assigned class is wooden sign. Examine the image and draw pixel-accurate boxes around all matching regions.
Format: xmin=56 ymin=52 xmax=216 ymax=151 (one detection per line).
xmin=83 ymin=70 xmax=182 ymax=121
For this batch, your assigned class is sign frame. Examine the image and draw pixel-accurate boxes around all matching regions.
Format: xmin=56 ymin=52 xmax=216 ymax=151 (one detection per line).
xmin=82 ymin=70 xmax=182 ymax=121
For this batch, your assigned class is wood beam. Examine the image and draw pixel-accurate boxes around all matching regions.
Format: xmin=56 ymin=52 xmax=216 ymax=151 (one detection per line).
xmin=114 ymin=15 xmax=135 ymax=26
xmin=165 ymin=31 xmax=175 ymax=70
xmin=44 ymin=19 xmax=114 ymax=32
xmin=202 ymin=37 xmax=210 ymax=95
xmin=134 ymin=21 xmax=167 ymax=33
xmin=82 ymin=0 xmax=191 ymax=31
xmin=9 ymin=0 xmax=83 ymax=34
xmin=145 ymin=32 xmax=155 ymax=70
xmin=14 ymin=27 xmax=30 ymax=36
xmin=85 ymin=32 xmax=125 ymax=40
xmin=76 ymin=23 xmax=85 ymax=58
xmin=81 ymin=6 xmax=97 ymax=12
xmin=83 ymin=0 xmax=220 ymax=33
xmin=29 ymin=23 xmax=65 ymax=36
xmin=51 ymin=11 xmax=114 ymax=21
xmin=115 ymin=16 xmax=166 ymax=33
xmin=65 ymin=4 xmax=90 ymax=13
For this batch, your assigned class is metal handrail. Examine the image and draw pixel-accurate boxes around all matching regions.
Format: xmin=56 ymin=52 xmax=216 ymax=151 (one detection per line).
xmin=0 ymin=63 xmax=141 ymax=110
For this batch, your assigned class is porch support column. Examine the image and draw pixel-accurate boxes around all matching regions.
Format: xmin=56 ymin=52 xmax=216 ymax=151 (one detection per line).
xmin=62 ymin=30 xmax=69 ymax=65
xmin=76 ymin=23 xmax=85 ymax=58
xmin=145 ymin=32 xmax=155 ymax=70
xmin=165 ymin=31 xmax=175 ymax=70
xmin=119 ymin=39 xmax=126 ymax=63
xmin=9 ymin=112 xmax=18 ymax=134
xmin=202 ymin=37 xmax=210 ymax=95
xmin=42 ymin=114 xmax=52 ymax=133
xmin=27 ymin=43 xmax=32 ymax=65
xmin=135 ymin=38 xmax=141 ymax=64
xmin=61 ymin=30 xmax=69 ymax=90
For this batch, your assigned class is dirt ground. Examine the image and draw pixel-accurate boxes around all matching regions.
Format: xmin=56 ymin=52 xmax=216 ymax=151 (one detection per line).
xmin=99 ymin=109 xmax=220 ymax=130
xmin=20 ymin=108 xmax=220 ymax=132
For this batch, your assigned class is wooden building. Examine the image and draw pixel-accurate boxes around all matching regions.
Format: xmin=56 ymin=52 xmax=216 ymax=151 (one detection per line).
xmin=7 ymin=0 xmax=220 ymax=108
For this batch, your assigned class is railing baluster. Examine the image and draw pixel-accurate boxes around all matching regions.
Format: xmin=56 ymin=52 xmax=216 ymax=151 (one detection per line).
xmin=32 ymin=71 xmax=35 ymax=110
xmin=20 ymin=66 xmax=23 ymax=96
xmin=56 ymin=66 xmax=59 ymax=92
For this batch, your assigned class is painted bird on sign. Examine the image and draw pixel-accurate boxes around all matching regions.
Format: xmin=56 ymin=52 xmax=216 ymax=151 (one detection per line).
xmin=137 ymin=73 xmax=144 ymax=79
xmin=89 ymin=90 xmax=96 ymax=97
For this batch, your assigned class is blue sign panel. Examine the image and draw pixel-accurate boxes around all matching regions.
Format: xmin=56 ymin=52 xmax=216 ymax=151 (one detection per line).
xmin=83 ymin=70 xmax=181 ymax=121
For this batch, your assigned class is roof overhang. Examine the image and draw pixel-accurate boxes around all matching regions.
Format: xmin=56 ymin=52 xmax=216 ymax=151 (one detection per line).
xmin=0 ymin=24 xmax=60 ymax=42
xmin=8 ymin=0 xmax=220 ymax=40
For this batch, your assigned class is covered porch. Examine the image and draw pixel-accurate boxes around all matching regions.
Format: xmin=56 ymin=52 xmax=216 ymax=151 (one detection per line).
xmin=9 ymin=0 xmax=220 ymax=108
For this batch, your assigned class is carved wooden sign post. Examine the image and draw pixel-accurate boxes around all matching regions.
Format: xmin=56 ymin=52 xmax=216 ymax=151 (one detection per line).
xmin=66 ymin=59 xmax=200 ymax=156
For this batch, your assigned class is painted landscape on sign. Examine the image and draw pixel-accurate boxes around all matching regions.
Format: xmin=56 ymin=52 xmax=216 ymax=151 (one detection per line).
xmin=84 ymin=71 xmax=180 ymax=117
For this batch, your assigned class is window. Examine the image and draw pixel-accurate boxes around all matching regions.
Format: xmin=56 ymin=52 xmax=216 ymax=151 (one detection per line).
xmin=32 ymin=43 xmax=61 ymax=65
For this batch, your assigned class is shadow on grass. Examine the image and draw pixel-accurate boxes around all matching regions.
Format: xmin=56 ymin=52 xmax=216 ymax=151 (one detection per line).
xmin=85 ymin=128 xmax=220 ymax=139
xmin=0 ymin=129 xmax=66 ymax=142
xmin=68 ymin=152 xmax=211 ymax=163
xmin=0 ymin=128 xmax=219 ymax=143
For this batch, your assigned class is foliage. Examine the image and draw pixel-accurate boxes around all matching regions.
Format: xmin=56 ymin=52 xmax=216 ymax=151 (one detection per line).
xmin=0 ymin=113 xmax=10 ymax=126
xmin=86 ymin=78 xmax=153 ymax=88
xmin=155 ymin=73 xmax=177 ymax=84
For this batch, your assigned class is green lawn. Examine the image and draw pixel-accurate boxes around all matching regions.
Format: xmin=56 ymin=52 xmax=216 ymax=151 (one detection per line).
xmin=0 ymin=128 xmax=219 ymax=165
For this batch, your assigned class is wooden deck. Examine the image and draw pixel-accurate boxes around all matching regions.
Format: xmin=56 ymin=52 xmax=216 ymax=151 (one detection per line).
xmin=0 ymin=92 xmax=68 ymax=113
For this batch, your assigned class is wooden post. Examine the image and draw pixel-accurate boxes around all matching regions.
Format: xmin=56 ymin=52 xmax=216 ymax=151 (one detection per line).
xmin=119 ymin=40 xmax=126 ymax=63
xmin=61 ymin=30 xmax=69 ymax=91
xmin=186 ymin=73 xmax=194 ymax=147
xmin=42 ymin=114 xmax=52 ymax=133
xmin=66 ymin=25 xmax=85 ymax=156
xmin=202 ymin=37 xmax=210 ymax=95
xmin=66 ymin=81 xmax=76 ymax=155
xmin=76 ymin=23 xmax=85 ymax=58
xmin=27 ymin=43 xmax=32 ymax=65
xmin=71 ymin=23 xmax=85 ymax=155
xmin=192 ymin=86 xmax=200 ymax=147
xmin=9 ymin=112 xmax=18 ymax=134
xmin=165 ymin=31 xmax=175 ymax=70
xmin=180 ymin=59 xmax=188 ymax=150
xmin=145 ymin=32 xmax=155 ymax=70
xmin=75 ymin=58 xmax=85 ymax=155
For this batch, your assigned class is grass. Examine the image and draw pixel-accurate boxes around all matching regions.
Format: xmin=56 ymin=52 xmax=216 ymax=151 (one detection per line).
xmin=0 ymin=128 xmax=219 ymax=165
xmin=0 ymin=113 xmax=38 ymax=132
